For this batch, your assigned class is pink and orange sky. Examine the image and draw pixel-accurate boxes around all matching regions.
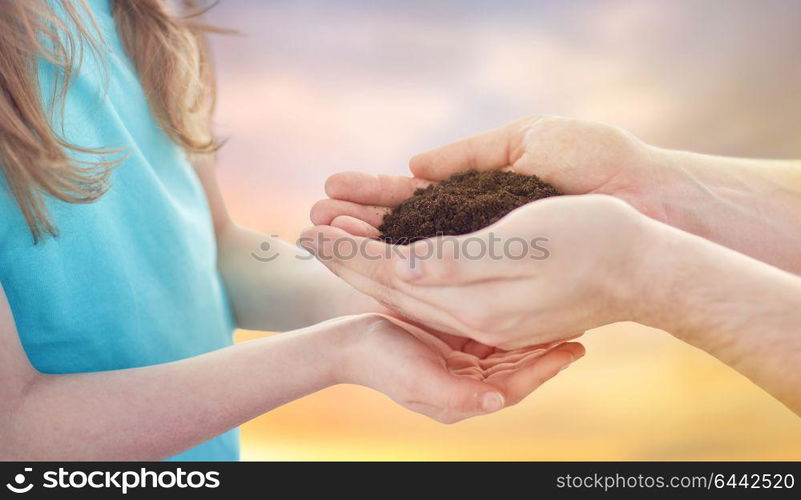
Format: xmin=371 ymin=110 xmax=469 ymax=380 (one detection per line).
xmin=205 ymin=0 xmax=801 ymax=460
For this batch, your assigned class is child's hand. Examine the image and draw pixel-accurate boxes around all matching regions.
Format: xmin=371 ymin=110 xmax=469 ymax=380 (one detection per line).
xmin=337 ymin=314 xmax=584 ymax=423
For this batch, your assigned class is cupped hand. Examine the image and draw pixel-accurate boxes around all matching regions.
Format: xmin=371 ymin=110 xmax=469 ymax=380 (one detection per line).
xmin=304 ymin=194 xmax=656 ymax=349
xmin=310 ymin=115 xmax=668 ymax=237
xmin=341 ymin=314 xmax=584 ymax=423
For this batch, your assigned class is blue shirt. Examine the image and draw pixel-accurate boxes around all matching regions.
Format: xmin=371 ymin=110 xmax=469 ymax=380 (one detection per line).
xmin=0 ymin=0 xmax=238 ymax=460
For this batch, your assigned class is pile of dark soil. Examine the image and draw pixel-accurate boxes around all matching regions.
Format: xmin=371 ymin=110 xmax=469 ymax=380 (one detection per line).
xmin=378 ymin=170 xmax=562 ymax=244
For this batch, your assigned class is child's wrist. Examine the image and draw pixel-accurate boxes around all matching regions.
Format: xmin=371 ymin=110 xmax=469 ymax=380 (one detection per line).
xmin=320 ymin=314 xmax=375 ymax=386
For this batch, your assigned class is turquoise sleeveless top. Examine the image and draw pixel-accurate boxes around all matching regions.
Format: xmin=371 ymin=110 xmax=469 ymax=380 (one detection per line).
xmin=0 ymin=0 xmax=238 ymax=460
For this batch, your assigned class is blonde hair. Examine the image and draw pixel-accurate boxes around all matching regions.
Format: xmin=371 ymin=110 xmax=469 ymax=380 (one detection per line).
xmin=0 ymin=0 xmax=221 ymax=242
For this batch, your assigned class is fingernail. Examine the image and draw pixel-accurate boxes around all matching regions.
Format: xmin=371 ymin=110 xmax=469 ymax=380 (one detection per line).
xmin=481 ymin=392 xmax=505 ymax=412
xmin=394 ymin=256 xmax=422 ymax=281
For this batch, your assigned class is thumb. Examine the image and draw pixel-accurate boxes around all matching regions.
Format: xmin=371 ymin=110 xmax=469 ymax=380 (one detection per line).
xmin=409 ymin=120 xmax=521 ymax=181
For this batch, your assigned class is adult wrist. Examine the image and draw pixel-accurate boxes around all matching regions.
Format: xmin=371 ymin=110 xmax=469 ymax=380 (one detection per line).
xmin=622 ymin=216 xmax=694 ymax=334
xmin=639 ymin=146 xmax=705 ymax=229
xmin=642 ymin=148 xmax=801 ymax=274
xmin=593 ymin=198 xmax=673 ymax=327
xmin=645 ymin=146 xmax=757 ymax=237
xmin=626 ymin=219 xmax=781 ymax=345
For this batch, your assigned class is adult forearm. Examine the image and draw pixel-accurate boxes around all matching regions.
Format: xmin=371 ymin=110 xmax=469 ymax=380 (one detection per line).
xmin=638 ymin=223 xmax=801 ymax=415
xmin=3 ymin=321 xmax=348 ymax=460
xmin=653 ymin=148 xmax=801 ymax=273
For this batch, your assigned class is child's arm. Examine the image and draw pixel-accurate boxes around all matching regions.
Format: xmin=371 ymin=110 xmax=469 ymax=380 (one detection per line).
xmin=194 ymin=157 xmax=380 ymax=332
xmin=0 ymin=283 xmax=345 ymax=460
xmin=217 ymin=225 xmax=382 ymax=331
xmin=1 ymin=285 xmax=578 ymax=460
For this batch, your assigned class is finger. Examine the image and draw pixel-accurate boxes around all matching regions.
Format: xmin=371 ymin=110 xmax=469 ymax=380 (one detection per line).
xmin=481 ymin=335 xmax=580 ymax=365
xmin=446 ymin=352 xmax=482 ymax=372
xmin=479 ymin=345 xmax=556 ymax=372
xmin=310 ymin=199 xmax=389 ymax=227
xmin=353 ymin=269 xmax=558 ymax=348
xmin=300 ymin=225 xmax=531 ymax=342
xmin=300 ymin=224 xmax=407 ymax=290
xmin=409 ymin=119 xmax=530 ymax=180
xmin=463 ymin=340 xmax=495 ymax=359
xmin=300 ymin=225 xmax=471 ymax=337
xmin=486 ymin=343 xmax=583 ymax=406
xmin=486 ymin=342 xmax=585 ymax=406
xmin=393 ymin=196 xmax=558 ymax=286
xmin=325 ymin=172 xmax=432 ymax=206
xmin=478 ymin=337 xmax=574 ymax=376
xmin=451 ymin=366 xmax=485 ymax=380
xmin=300 ymin=225 xmax=532 ymax=343
xmin=417 ymin=372 xmax=506 ymax=422
xmin=331 ymin=215 xmax=381 ymax=238
xmin=481 ymin=349 xmax=553 ymax=377
xmin=308 ymin=216 xmax=534 ymax=290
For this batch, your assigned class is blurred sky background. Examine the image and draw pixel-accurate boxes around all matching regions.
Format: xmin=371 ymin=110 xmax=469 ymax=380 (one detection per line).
xmin=206 ymin=0 xmax=801 ymax=460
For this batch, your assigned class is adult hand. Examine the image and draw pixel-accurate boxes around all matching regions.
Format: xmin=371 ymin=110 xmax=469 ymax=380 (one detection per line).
xmin=307 ymin=114 xmax=801 ymax=415
xmin=340 ymin=314 xmax=585 ymax=423
xmin=303 ymin=194 xmax=652 ymax=349
xmin=310 ymin=115 xmax=661 ymax=237
xmin=312 ymin=115 xmax=801 ymax=273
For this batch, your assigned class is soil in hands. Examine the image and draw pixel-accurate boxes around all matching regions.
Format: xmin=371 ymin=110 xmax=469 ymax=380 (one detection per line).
xmin=378 ymin=170 xmax=562 ymax=244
